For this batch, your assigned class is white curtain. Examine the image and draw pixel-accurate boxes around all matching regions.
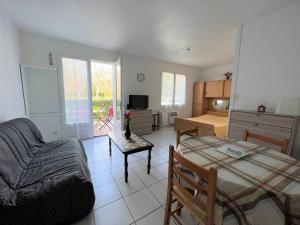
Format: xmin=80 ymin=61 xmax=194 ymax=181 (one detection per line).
xmin=61 ymin=57 xmax=93 ymax=139
xmin=161 ymin=72 xmax=174 ymax=107
xmin=174 ymin=74 xmax=186 ymax=106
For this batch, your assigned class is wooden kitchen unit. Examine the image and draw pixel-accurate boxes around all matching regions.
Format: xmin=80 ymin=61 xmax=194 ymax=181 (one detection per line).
xmin=205 ymin=80 xmax=224 ymax=97
xmin=192 ymin=79 xmax=232 ymax=117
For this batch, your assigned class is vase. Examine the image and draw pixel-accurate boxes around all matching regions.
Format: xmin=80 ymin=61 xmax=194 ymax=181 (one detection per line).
xmin=125 ymin=124 xmax=131 ymax=139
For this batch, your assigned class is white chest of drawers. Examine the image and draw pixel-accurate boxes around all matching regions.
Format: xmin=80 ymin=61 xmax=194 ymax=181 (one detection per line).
xmin=228 ymin=110 xmax=300 ymax=159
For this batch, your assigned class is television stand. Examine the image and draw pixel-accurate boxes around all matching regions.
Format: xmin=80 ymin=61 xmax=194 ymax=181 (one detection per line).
xmin=152 ymin=111 xmax=160 ymax=130
xmin=129 ymin=109 xmax=152 ymax=135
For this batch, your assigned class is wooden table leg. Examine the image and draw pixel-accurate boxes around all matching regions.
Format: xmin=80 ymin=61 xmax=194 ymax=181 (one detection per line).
xmin=109 ymin=137 xmax=112 ymax=157
xmin=147 ymin=149 xmax=152 ymax=174
xmin=125 ymin=154 xmax=128 ymax=183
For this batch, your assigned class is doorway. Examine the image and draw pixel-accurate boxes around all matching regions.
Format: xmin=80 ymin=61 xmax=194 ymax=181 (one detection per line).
xmin=91 ymin=61 xmax=114 ymax=136
xmin=91 ymin=59 xmax=122 ymax=136
xmin=60 ymin=57 xmax=122 ymax=138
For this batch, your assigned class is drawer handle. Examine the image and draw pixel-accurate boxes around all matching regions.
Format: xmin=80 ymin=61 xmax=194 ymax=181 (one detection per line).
xmin=254 ymin=123 xmax=259 ymax=126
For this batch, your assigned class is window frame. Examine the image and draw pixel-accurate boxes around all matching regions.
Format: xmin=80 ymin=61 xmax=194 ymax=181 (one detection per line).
xmin=161 ymin=72 xmax=186 ymax=107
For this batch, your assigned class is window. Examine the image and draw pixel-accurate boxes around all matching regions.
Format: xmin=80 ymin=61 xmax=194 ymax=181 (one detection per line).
xmin=161 ymin=72 xmax=174 ymax=106
xmin=174 ymin=74 xmax=186 ymax=106
xmin=161 ymin=72 xmax=186 ymax=106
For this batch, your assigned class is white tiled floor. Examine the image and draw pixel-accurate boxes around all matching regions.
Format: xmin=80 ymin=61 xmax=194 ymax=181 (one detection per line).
xmin=74 ymin=127 xmax=197 ymax=225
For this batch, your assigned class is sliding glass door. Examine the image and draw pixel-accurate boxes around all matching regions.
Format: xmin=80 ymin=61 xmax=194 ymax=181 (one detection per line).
xmin=60 ymin=56 xmax=123 ymax=138
xmin=61 ymin=57 xmax=93 ymax=139
xmin=91 ymin=61 xmax=114 ymax=136
xmin=113 ymin=58 xmax=123 ymax=131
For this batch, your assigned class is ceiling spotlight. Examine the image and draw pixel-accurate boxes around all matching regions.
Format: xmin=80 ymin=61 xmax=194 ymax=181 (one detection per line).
xmin=185 ymin=47 xmax=191 ymax=52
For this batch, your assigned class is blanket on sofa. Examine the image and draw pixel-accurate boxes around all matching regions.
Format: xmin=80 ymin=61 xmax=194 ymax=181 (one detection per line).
xmin=0 ymin=118 xmax=95 ymax=225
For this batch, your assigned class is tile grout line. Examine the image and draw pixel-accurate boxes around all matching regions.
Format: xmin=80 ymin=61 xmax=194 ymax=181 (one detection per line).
xmin=87 ymin=133 xmax=174 ymax=224
xmin=133 ymin=206 xmax=164 ymax=224
xmin=92 ymin=141 xmax=124 ymax=213
xmin=118 ymin=151 xmax=167 ymax=223
xmin=105 ymin=142 xmax=138 ymax=224
xmin=128 ymin=155 xmax=167 ymax=223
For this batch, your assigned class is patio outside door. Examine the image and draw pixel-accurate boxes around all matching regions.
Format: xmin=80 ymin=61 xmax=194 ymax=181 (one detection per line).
xmin=90 ymin=58 xmax=123 ymax=136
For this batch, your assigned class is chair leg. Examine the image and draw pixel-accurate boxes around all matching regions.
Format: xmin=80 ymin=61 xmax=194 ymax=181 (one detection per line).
xmin=96 ymin=118 xmax=104 ymax=127
xmin=164 ymin=192 xmax=172 ymax=225
xmin=98 ymin=122 xmax=106 ymax=130
xmin=105 ymin=122 xmax=112 ymax=130
xmin=176 ymin=201 xmax=183 ymax=216
xmin=98 ymin=119 xmax=111 ymax=131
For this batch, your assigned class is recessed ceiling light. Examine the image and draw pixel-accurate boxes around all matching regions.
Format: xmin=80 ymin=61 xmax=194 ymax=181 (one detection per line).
xmin=185 ymin=47 xmax=191 ymax=52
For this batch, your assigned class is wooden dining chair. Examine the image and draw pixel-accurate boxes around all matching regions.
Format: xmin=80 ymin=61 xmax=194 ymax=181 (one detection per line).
xmin=164 ymin=145 xmax=217 ymax=225
xmin=176 ymin=128 xmax=217 ymax=147
xmin=176 ymin=128 xmax=199 ymax=147
xmin=243 ymin=129 xmax=289 ymax=154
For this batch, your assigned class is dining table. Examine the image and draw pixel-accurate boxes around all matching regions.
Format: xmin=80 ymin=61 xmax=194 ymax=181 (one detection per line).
xmin=177 ymin=135 xmax=300 ymax=225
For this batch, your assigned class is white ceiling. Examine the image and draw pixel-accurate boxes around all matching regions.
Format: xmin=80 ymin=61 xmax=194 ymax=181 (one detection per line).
xmin=0 ymin=0 xmax=295 ymax=67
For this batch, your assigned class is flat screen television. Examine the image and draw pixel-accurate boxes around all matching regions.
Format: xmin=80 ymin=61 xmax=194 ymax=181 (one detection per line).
xmin=129 ymin=95 xmax=149 ymax=109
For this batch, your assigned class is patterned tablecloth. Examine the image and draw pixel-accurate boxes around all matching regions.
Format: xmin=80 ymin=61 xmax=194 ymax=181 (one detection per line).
xmin=177 ymin=136 xmax=300 ymax=225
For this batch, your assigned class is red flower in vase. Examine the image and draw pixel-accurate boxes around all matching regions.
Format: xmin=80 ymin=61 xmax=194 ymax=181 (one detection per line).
xmin=124 ymin=112 xmax=131 ymax=119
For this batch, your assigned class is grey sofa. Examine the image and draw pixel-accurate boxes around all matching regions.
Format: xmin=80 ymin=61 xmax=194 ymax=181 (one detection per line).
xmin=0 ymin=118 xmax=95 ymax=225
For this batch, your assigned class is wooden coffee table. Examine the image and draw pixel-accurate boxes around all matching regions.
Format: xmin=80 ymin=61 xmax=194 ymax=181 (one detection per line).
xmin=108 ymin=131 xmax=154 ymax=182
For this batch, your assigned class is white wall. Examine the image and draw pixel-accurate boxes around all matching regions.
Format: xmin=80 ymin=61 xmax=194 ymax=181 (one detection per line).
xmin=233 ymin=1 xmax=300 ymax=112
xmin=20 ymin=31 xmax=201 ymax=138
xmin=121 ymin=54 xmax=200 ymax=124
xmin=0 ymin=15 xmax=25 ymax=121
xmin=199 ymin=64 xmax=233 ymax=81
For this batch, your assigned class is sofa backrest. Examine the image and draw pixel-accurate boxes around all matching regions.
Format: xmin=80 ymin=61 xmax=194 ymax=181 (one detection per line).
xmin=0 ymin=118 xmax=44 ymax=187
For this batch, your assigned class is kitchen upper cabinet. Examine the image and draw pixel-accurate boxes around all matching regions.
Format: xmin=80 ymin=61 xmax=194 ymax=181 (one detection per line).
xmin=223 ymin=80 xmax=232 ymax=97
xmin=205 ymin=80 xmax=224 ymax=97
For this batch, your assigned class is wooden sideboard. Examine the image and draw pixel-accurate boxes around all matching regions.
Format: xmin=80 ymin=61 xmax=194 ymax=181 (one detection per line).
xmin=228 ymin=110 xmax=300 ymax=159
xmin=130 ymin=110 xmax=152 ymax=135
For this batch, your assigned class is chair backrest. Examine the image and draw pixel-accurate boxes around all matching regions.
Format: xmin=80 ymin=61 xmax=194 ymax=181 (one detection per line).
xmin=243 ymin=129 xmax=289 ymax=154
xmin=176 ymin=128 xmax=199 ymax=147
xmin=108 ymin=107 xmax=113 ymax=117
xmin=176 ymin=128 xmax=217 ymax=147
xmin=168 ymin=145 xmax=217 ymax=225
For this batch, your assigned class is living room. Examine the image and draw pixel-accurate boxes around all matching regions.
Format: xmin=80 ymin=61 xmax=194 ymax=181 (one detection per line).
xmin=1 ymin=1 xmax=300 ymax=225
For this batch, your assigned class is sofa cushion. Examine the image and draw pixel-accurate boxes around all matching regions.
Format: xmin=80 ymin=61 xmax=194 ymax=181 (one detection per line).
xmin=0 ymin=118 xmax=44 ymax=187
xmin=19 ymin=139 xmax=89 ymax=187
